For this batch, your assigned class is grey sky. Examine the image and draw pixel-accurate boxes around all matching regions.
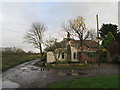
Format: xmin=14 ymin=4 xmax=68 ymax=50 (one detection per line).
xmin=1 ymin=2 xmax=118 ymax=52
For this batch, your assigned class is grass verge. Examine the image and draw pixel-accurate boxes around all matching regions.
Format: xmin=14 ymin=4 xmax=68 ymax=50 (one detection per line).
xmin=34 ymin=61 xmax=45 ymax=67
xmin=45 ymin=63 xmax=98 ymax=69
xmin=2 ymin=54 xmax=40 ymax=72
xmin=47 ymin=75 xmax=119 ymax=88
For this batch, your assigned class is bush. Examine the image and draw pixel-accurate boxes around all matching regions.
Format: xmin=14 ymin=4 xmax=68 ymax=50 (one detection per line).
xmin=87 ymin=61 xmax=97 ymax=64
xmin=34 ymin=61 xmax=45 ymax=67
xmin=68 ymin=61 xmax=80 ymax=64
xmin=56 ymin=61 xmax=82 ymax=64
xmin=40 ymin=52 xmax=47 ymax=61
xmin=49 ymin=62 xmax=56 ymax=64
xmin=56 ymin=61 xmax=68 ymax=64
xmin=100 ymin=58 xmax=107 ymax=63
xmin=112 ymin=56 xmax=120 ymax=64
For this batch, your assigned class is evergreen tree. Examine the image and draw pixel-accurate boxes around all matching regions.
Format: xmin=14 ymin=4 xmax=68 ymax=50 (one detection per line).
xmin=99 ymin=23 xmax=120 ymax=42
xmin=103 ymin=32 xmax=116 ymax=48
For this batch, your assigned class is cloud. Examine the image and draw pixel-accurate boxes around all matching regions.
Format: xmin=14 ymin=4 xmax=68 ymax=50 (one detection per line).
xmin=1 ymin=2 xmax=118 ymax=52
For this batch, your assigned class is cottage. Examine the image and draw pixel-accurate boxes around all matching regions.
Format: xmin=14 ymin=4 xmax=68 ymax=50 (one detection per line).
xmin=47 ymin=33 xmax=99 ymax=63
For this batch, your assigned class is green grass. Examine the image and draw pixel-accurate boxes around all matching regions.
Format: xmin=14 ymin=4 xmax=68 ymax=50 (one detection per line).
xmin=34 ymin=61 xmax=45 ymax=67
xmin=46 ymin=64 xmax=97 ymax=69
xmin=2 ymin=54 xmax=40 ymax=72
xmin=47 ymin=75 xmax=119 ymax=88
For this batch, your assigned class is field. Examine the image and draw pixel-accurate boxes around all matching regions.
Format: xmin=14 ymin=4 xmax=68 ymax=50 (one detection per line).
xmin=47 ymin=75 xmax=119 ymax=88
xmin=2 ymin=54 xmax=40 ymax=72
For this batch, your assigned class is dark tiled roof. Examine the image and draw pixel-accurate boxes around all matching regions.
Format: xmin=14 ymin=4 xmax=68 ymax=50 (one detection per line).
xmin=45 ymin=38 xmax=99 ymax=52
xmin=67 ymin=39 xmax=99 ymax=48
xmin=84 ymin=40 xmax=99 ymax=48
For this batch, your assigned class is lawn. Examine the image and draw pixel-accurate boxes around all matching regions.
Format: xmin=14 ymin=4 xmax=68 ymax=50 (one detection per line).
xmin=2 ymin=54 xmax=40 ymax=72
xmin=45 ymin=63 xmax=99 ymax=69
xmin=47 ymin=75 xmax=119 ymax=88
xmin=34 ymin=61 xmax=101 ymax=70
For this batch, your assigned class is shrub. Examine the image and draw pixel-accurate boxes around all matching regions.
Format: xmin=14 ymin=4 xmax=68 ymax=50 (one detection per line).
xmin=68 ymin=61 xmax=80 ymax=64
xmin=56 ymin=61 xmax=68 ymax=64
xmin=40 ymin=52 xmax=47 ymax=61
xmin=112 ymin=56 xmax=120 ymax=64
xmin=100 ymin=58 xmax=107 ymax=63
xmin=34 ymin=61 xmax=45 ymax=67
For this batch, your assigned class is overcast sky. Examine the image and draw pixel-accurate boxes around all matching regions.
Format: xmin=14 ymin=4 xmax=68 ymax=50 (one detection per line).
xmin=1 ymin=2 xmax=118 ymax=52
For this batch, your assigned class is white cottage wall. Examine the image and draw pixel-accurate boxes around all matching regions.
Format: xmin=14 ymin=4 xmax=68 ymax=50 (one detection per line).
xmin=47 ymin=52 xmax=55 ymax=63
xmin=71 ymin=46 xmax=79 ymax=61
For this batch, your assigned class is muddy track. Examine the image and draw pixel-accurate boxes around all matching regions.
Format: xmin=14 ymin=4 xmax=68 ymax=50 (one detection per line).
xmin=2 ymin=61 xmax=119 ymax=88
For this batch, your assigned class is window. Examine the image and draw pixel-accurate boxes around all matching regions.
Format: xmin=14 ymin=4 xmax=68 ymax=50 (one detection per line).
xmin=73 ymin=52 xmax=77 ymax=59
xmin=61 ymin=52 xmax=65 ymax=59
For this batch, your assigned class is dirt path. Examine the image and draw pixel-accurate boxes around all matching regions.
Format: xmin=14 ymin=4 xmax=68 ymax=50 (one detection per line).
xmin=2 ymin=61 xmax=119 ymax=88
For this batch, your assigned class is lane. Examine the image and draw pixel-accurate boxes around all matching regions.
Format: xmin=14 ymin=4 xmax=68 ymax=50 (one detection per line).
xmin=2 ymin=61 xmax=119 ymax=88
xmin=2 ymin=59 xmax=40 ymax=88
xmin=3 ymin=59 xmax=40 ymax=77
xmin=2 ymin=59 xmax=79 ymax=88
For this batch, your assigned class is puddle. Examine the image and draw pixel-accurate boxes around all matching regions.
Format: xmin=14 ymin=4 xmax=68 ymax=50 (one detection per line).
xmin=59 ymin=72 xmax=86 ymax=76
xmin=2 ymin=80 xmax=19 ymax=88
xmin=42 ymin=76 xmax=47 ymax=78
xmin=58 ymin=69 xmax=87 ymax=76
xmin=20 ymin=65 xmax=50 ymax=72
xmin=20 ymin=65 xmax=40 ymax=71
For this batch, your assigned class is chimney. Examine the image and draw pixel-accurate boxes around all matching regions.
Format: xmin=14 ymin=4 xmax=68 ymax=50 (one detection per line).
xmin=67 ymin=32 xmax=70 ymax=39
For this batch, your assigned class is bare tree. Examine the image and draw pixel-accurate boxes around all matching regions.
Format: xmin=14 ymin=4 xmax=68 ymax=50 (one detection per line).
xmin=24 ymin=22 xmax=47 ymax=58
xmin=62 ymin=16 xmax=90 ymax=61
xmin=89 ymin=29 xmax=97 ymax=40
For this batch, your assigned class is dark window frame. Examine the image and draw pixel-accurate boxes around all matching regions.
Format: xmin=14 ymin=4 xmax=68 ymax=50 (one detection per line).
xmin=61 ymin=52 xmax=65 ymax=59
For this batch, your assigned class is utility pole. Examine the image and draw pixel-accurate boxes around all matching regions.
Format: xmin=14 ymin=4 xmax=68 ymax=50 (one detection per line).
xmin=96 ymin=15 xmax=99 ymax=38
xmin=96 ymin=14 xmax=100 ymax=66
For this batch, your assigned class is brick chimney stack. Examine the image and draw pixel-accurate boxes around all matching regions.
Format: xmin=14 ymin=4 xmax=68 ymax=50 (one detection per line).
xmin=67 ymin=32 xmax=70 ymax=39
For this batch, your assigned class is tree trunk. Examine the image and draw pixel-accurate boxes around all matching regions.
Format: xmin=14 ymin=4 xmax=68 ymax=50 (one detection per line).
xmin=79 ymin=41 xmax=83 ymax=62
xmin=79 ymin=48 xmax=83 ymax=62
xmin=107 ymin=50 xmax=112 ymax=62
xmin=98 ymin=50 xmax=101 ymax=66
xmin=39 ymin=43 xmax=43 ymax=58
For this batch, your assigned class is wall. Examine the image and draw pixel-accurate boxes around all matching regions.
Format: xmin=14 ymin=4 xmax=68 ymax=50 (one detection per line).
xmin=47 ymin=52 xmax=55 ymax=63
xmin=58 ymin=52 xmax=67 ymax=61
xmin=47 ymin=47 xmax=98 ymax=63
xmin=71 ymin=46 xmax=79 ymax=61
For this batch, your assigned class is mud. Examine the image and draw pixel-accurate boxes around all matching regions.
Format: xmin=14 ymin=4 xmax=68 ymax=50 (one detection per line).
xmin=2 ymin=60 xmax=119 ymax=88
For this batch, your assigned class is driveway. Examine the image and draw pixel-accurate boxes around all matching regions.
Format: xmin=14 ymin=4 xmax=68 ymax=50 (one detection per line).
xmin=2 ymin=60 xmax=119 ymax=88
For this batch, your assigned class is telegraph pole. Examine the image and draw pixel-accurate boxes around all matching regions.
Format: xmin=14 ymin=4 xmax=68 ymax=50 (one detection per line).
xmin=96 ymin=14 xmax=100 ymax=66
xmin=96 ymin=15 xmax=99 ymax=38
